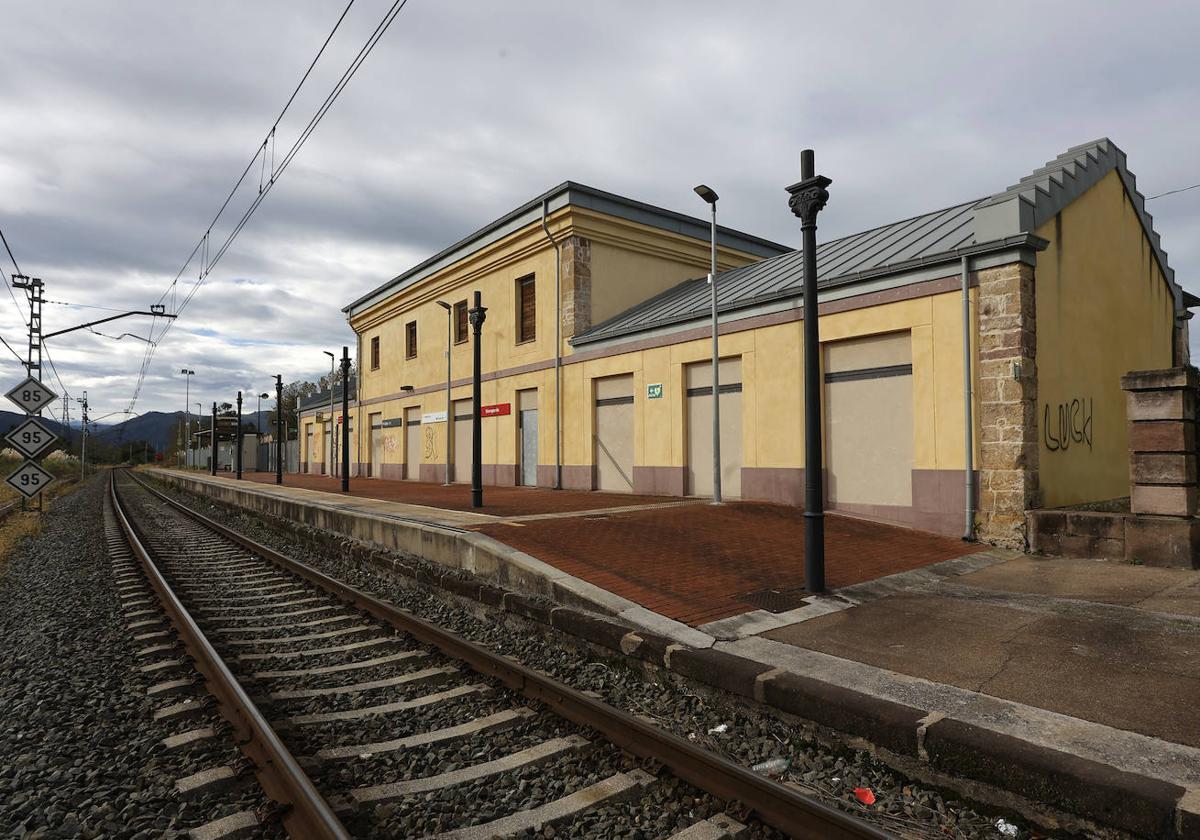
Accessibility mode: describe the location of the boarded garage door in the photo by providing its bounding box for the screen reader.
[518,389,538,487]
[686,358,742,498]
[594,374,634,492]
[452,398,472,483]
[404,407,422,481]
[369,413,382,478]
[824,332,914,507]
[324,421,333,475]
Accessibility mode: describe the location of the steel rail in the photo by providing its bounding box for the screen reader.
[123,469,889,840]
[108,471,351,840]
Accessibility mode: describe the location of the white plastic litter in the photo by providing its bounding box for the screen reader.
[707,724,729,735]
[995,818,1018,836]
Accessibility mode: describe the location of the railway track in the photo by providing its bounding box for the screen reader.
[109,469,890,840]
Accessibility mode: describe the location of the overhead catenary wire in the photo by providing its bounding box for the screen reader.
[0,248,30,327]
[126,0,362,414]
[0,227,23,275]
[126,0,409,413]
[1146,182,1200,201]
[152,0,358,311]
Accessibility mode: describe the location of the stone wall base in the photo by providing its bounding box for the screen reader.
[1028,508,1200,569]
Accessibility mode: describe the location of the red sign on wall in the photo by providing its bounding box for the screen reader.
[480,403,511,417]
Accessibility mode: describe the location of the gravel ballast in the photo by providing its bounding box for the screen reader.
[148,476,1075,840]
[0,475,281,839]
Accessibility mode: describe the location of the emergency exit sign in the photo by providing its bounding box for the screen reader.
[647,383,663,399]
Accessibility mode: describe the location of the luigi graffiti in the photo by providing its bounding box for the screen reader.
[1044,397,1093,452]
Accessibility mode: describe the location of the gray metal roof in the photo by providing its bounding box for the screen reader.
[573,138,1181,346]
[342,181,792,318]
[298,377,356,413]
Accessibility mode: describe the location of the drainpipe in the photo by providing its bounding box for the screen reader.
[961,254,975,541]
[541,198,563,490]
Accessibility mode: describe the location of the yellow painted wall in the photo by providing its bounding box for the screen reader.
[1035,169,1175,507]
[346,205,767,474]
[589,241,728,327]
[559,288,977,478]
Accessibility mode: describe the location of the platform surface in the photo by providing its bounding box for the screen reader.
[155,468,1200,769]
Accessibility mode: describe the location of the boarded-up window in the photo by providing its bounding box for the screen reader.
[454,300,468,344]
[405,321,417,359]
[517,275,536,343]
[370,336,380,370]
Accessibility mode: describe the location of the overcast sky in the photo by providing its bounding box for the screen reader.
[1,1,1196,425]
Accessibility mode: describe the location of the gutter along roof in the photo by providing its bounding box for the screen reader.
[572,138,1185,346]
[343,181,792,319]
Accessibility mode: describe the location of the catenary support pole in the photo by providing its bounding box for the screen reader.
[340,346,350,494]
[80,391,88,480]
[275,375,284,485]
[786,149,832,594]
[468,291,487,508]
[235,391,243,479]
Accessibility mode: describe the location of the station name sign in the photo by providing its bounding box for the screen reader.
[480,403,510,418]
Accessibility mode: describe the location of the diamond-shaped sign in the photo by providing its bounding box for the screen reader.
[4,417,58,459]
[5,377,58,415]
[4,460,54,499]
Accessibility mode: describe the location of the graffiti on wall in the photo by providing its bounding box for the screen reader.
[1043,397,1093,452]
[423,426,438,460]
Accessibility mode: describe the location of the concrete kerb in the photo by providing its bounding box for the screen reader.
[147,469,1199,838]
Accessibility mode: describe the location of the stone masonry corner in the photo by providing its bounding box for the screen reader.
[976,262,1040,548]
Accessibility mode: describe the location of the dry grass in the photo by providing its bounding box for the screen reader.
[0,470,85,569]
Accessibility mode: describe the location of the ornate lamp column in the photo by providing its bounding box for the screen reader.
[468,291,488,508]
[786,149,832,593]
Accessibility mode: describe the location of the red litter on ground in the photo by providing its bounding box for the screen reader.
[853,788,876,805]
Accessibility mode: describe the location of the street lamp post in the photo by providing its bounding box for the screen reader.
[436,300,452,485]
[468,291,487,508]
[210,402,218,475]
[340,346,351,494]
[694,184,722,504]
[786,149,832,593]
[275,375,284,485]
[235,391,243,480]
[257,392,269,471]
[323,350,335,478]
[180,369,194,468]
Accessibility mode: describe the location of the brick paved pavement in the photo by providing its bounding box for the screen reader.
[477,503,978,625]
[236,472,673,518]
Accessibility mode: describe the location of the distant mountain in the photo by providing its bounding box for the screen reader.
[0,408,270,453]
[0,410,71,439]
[97,410,272,450]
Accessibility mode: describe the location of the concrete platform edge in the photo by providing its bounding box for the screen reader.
[149,468,1198,839]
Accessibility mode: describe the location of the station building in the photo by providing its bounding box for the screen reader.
[301,139,1189,547]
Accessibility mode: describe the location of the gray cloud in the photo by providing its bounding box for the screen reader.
[1,0,1197,421]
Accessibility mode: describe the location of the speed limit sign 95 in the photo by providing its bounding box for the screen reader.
[5,461,55,499]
